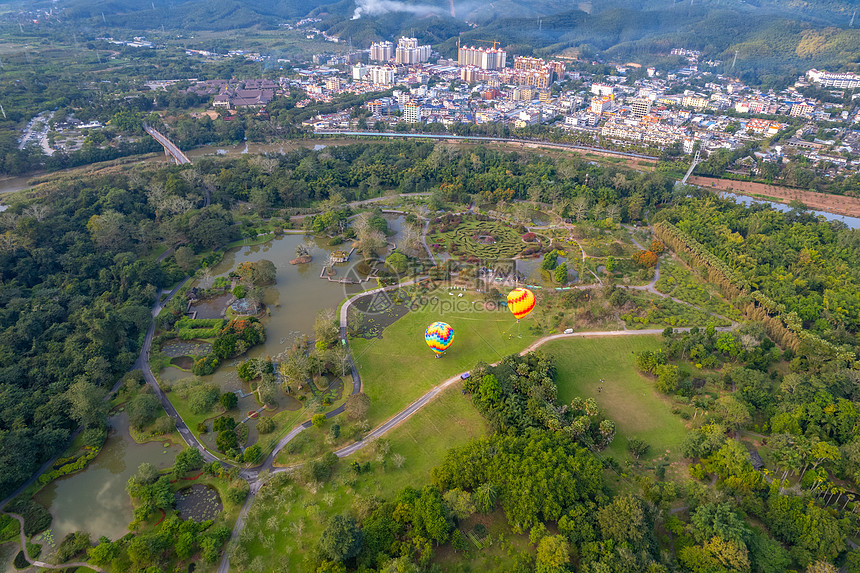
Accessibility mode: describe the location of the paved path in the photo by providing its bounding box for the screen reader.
[7,513,107,572]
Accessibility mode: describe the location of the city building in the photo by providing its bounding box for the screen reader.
[590,95,615,115]
[352,63,370,81]
[511,86,533,101]
[591,83,614,96]
[325,77,342,91]
[630,98,652,118]
[806,69,860,89]
[395,37,432,65]
[370,41,394,62]
[403,100,422,123]
[682,96,709,110]
[369,65,397,86]
[790,103,814,117]
[458,45,506,70]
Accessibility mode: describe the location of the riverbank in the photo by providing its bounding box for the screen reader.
[688,175,860,218]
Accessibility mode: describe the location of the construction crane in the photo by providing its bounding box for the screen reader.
[458,37,501,50]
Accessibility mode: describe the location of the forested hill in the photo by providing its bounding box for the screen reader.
[7,0,858,86]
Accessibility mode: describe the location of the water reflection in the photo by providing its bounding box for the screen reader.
[34,413,181,543]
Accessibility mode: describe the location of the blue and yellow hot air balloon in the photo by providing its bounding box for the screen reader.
[507,288,536,321]
[425,322,454,357]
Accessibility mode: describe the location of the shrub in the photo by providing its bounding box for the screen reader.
[188,382,220,414]
[153,416,175,435]
[192,355,219,376]
[232,285,247,298]
[220,392,238,410]
[6,498,51,536]
[55,531,90,563]
[257,417,275,434]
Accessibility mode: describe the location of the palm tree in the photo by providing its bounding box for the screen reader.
[475,482,497,514]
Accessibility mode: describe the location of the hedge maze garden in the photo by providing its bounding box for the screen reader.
[431,219,525,259]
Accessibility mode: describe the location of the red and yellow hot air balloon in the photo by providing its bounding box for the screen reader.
[507,288,536,321]
[425,322,454,357]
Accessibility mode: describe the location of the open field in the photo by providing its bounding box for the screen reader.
[349,292,538,427]
[544,336,688,464]
[242,384,488,572]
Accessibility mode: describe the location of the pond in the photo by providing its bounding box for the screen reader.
[159,231,371,443]
[175,484,223,522]
[34,413,181,543]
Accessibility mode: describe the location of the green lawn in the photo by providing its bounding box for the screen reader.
[349,292,538,427]
[544,336,689,463]
[240,383,488,572]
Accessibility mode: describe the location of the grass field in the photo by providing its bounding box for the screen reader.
[349,292,538,426]
[241,383,488,572]
[543,336,688,464]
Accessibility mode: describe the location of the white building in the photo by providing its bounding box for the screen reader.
[370,41,394,62]
[369,65,396,86]
[395,37,432,65]
[403,100,422,123]
[457,46,506,70]
[806,69,860,89]
[352,63,370,81]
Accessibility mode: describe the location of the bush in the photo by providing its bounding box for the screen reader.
[227,481,249,505]
[232,285,247,298]
[257,417,276,434]
[55,531,90,563]
[153,416,175,435]
[7,498,51,536]
[188,382,220,414]
[13,550,29,569]
[81,426,107,449]
[345,393,370,421]
[243,444,262,464]
[128,393,160,430]
[220,392,238,410]
[192,355,220,376]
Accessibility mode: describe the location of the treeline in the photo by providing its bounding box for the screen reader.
[188,140,676,219]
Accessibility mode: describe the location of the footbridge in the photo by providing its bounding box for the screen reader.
[143,124,192,165]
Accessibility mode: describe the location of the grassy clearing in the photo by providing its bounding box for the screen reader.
[544,336,688,464]
[622,291,732,329]
[241,384,488,572]
[655,259,742,320]
[349,292,538,427]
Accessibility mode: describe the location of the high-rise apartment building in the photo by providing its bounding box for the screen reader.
[394,37,432,65]
[370,41,394,62]
[369,65,396,86]
[458,46,506,70]
[403,100,422,123]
